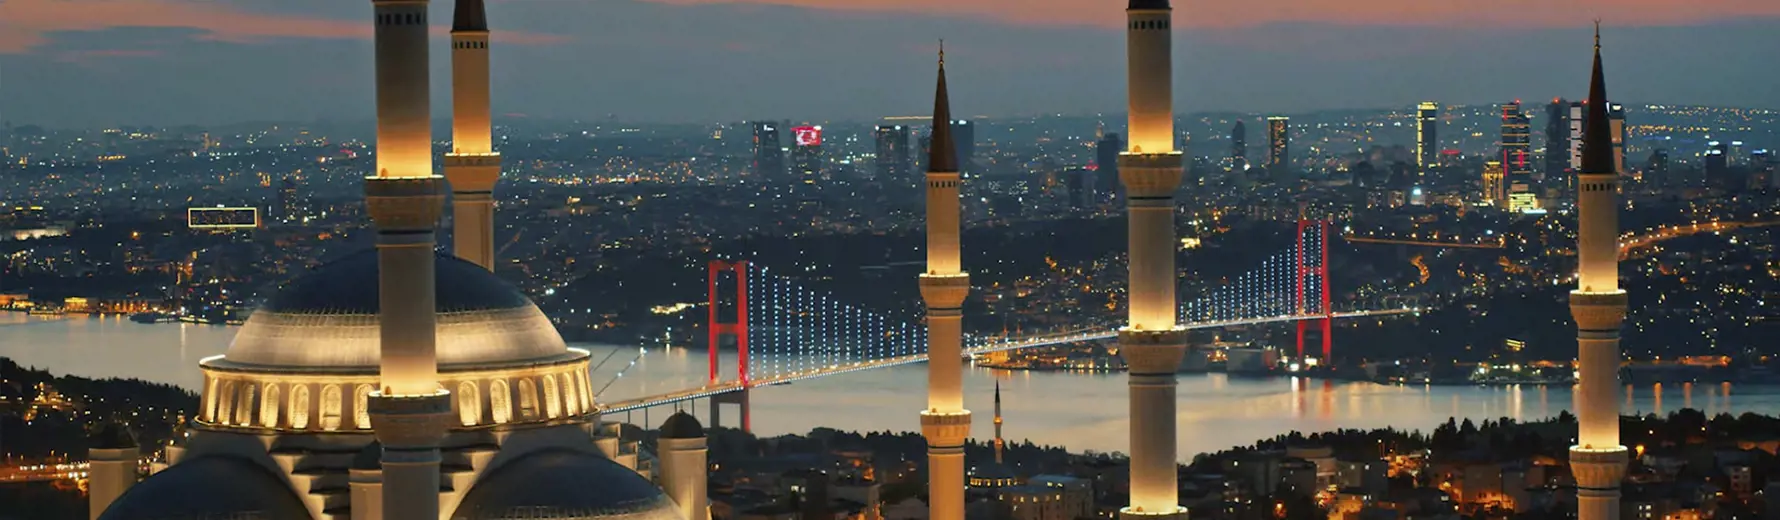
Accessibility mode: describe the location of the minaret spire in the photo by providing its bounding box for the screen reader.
[1569,23,1629,520]
[918,43,972,520]
[993,381,1004,464]
[1118,0,1188,517]
[445,0,501,271]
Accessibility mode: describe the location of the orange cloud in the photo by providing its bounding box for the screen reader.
[648,0,1780,28]
[0,0,567,54]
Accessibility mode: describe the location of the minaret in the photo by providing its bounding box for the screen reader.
[992,381,1004,464]
[445,0,500,270]
[660,412,711,520]
[1118,0,1188,518]
[918,42,972,520]
[364,0,452,517]
[1569,23,1628,520]
[87,423,139,520]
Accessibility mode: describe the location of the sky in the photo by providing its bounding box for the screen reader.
[1,0,1777,127]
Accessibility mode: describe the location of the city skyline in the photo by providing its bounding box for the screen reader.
[2,0,1779,126]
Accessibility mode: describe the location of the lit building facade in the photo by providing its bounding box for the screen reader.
[1481,161,1506,209]
[873,125,911,181]
[1416,102,1438,176]
[751,122,785,179]
[1266,116,1289,171]
[1499,101,1532,184]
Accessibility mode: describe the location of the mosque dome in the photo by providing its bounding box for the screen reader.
[452,449,682,520]
[98,456,310,520]
[215,249,573,371]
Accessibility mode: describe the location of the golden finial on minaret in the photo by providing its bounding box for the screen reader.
[1594,19,1601,51]
[938,39,945,68]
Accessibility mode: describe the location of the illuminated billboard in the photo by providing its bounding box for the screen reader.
[793,126,822,147]
[188,207,261,229]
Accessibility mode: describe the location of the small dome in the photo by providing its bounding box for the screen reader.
[88,423,137,449]
[659,412,703,439]
[452,449,681,520]
[98,456,309,520]
[216,249,572,370]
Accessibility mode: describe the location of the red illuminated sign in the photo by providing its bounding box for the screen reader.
[793,126,822,147]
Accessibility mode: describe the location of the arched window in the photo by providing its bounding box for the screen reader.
[290,385,311,429]
[518,379,539,420]
[354,384,374,429]
[542,374,562,419]
[260,383,281,428]
[320,384,343,431]
[490,379,512,424]
[458,381,482,426]
[205,377,220,422]
[236,384,257,426]
[561,375,579,415]
[217,381,236,426]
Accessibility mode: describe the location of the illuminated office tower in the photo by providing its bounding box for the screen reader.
[951,120,975,173]
[1098,132,1123,198]
[1546,99,1571,180]
[1608,104,1626,175]
[1266,116,1289,171]
[918,46,971,520]
[1499,101,1532,183]
[874,125,911,180]
[1416,102,1438,176]
[1569,26,1628,520]
[751,122,786,179]
[444,0,499,270]
[791,125,824,184]
[1229,120,1247,171]
[1481,161,1506,209]
[1118,0,1188,518]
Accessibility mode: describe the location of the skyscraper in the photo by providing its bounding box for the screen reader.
[444,0,499,271]
[1266,116,1289,172]
[1229,120,1247,171]
[1481,161,1506,209]
[1569,26,1628,520]
[1499,101,1532,183]
[790,125,823,184]
[275,176,298,223]
[918,45,971,520]
[1417,102,1439,176]
[1545,99,1571,181]
[1119,0,1188,518]
[751,122,785,179]
[951,120,975,173]
[1097,132,1123,198]
[1608,103,1626,175]
[873,125,911,180]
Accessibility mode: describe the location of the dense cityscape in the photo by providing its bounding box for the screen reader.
[5,0,1780,519]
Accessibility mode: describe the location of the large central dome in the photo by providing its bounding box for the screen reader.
[216,249,572,371]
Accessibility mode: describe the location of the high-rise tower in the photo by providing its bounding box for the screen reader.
[918,44,972,520]
[1569,25,1628,520]
[365,0,451,517]
[1266,116,1289,172]
[751,122,785,180]
[1545,98,1571,181]
[874,125,911,180]
[1119,0,1187,518]
[1229,120,1247,171]
[1500,101,1532,182]
[1097,132,1123,199]
[1417,102,1439,177]
[444,0,499,271]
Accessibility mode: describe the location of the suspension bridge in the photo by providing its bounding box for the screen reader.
[597,220,1423,427]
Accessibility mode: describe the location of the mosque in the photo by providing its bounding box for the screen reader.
[85,0,712,518]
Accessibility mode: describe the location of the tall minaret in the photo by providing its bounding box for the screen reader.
[918,42,972,520]
[992,381,1004,464]
[1569,23,1628,520]
[1118,0,1188,518]
[363,0,452,518]
[445,0,500,270]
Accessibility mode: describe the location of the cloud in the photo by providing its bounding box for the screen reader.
[0,0,567,54]
[648,0,1780,29]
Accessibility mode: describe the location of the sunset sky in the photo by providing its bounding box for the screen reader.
[2,0,1776,126]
